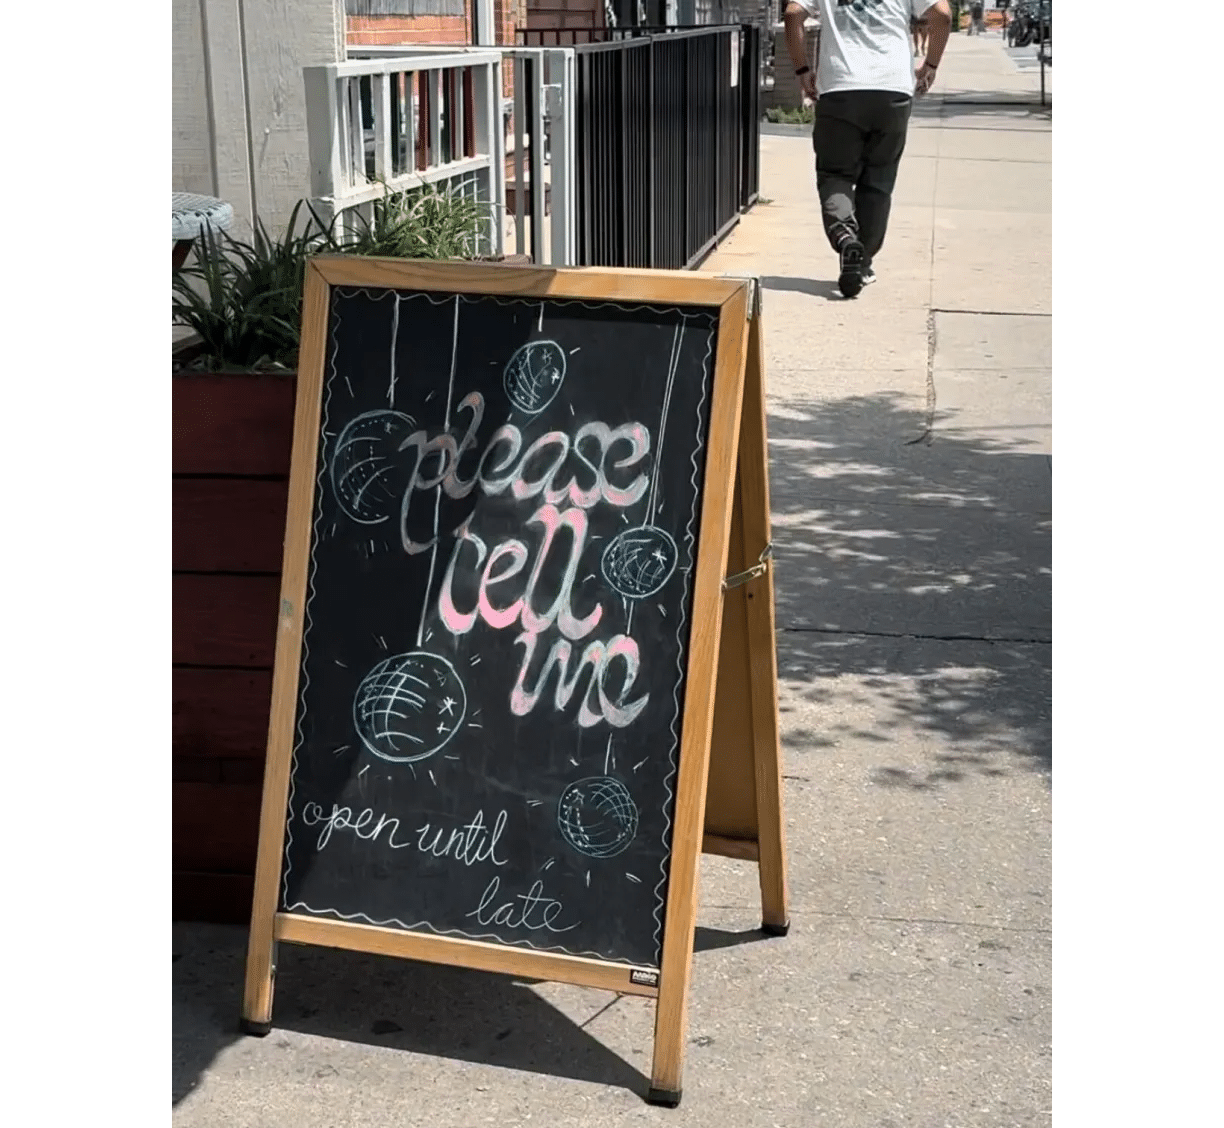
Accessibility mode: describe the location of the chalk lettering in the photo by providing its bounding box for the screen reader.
[442,391,485,499]
[301,802,508,868]
[467,876,578,933]
[414,808,509,867]
[511,431,571,502]
[520,503,602,640]
[510,631,649,728]
[301,801,411,852]
[479,538,530,630]
[476,423,523,494]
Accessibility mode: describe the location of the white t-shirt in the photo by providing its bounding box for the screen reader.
[793,0,937,97]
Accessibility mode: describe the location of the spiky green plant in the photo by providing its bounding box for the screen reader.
[318,182,494,261]
[173,201,325,371]
[173,185,493,371]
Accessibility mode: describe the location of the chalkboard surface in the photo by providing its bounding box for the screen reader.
[280,285,721,969]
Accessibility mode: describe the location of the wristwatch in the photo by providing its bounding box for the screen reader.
[795,65,811,76]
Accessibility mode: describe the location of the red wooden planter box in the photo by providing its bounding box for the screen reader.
[173,368,296,923]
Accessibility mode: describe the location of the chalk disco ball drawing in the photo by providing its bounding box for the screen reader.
[557,777,640,859]
[330,410,416,524]
[353,652,467,764]
[601,525,678,600]
[503,340,566,414]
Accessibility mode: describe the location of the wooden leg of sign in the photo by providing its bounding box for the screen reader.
[240,712,296,1036]
[241,263,332,1037]
[648,284,753,1107]
[738,299,790,935]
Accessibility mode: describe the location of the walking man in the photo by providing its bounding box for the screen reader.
[784,0,952,298]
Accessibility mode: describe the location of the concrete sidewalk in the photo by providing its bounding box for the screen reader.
[173,34,1051,1128]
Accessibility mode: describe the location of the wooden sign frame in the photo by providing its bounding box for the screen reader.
[241,257,788,1106]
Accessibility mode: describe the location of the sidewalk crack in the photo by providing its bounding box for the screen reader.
[907,309,937,447]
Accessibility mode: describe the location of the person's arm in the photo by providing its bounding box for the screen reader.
[783,2,818,101]
[915,0,952,94]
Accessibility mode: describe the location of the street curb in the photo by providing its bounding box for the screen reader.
[761,121,812,137]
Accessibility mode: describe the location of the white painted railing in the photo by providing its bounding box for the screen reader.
[310,46,579,266]
[303,51,506,256]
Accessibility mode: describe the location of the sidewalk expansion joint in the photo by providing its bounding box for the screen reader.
[704,906,1051,935]
[908,310,936,447]
[930,307,1051,318]
[780,625,1050,645]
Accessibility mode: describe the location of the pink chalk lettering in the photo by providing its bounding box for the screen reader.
[543,423,604,509]
[520,504,602,640]
[478,539,530,629]
[509,630,648,728]
[511,431,571,502]
[438,526,487,634]
[597,634,650,727]
[601,422,651,507]
[477,424,524,494]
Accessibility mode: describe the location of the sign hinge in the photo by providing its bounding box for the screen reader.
[719,273,759,319]
[722,542,773,590]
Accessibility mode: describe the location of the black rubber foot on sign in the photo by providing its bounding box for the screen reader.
[761,919,791,937]
[239,1017,272,1037]
[647,1088,682,1108]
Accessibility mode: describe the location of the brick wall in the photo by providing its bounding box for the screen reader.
[345,1,528,47]
[525,0,605,31]
[348,13,473,45]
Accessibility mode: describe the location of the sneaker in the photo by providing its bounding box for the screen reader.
[861,266,877,287]
[838,239,866,298]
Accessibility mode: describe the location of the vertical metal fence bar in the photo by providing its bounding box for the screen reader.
[513,55,526,257]
[647,43,657,268]
[619,48,629,267]
[526,54,546,264]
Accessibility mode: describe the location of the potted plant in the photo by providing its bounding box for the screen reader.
[172,186,495,923]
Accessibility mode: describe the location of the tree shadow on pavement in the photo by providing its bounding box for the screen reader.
[764,392,1050,788]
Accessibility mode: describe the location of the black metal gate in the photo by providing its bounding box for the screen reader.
[522,25,761,270]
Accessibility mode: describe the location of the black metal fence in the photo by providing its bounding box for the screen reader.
[520,25,761,270]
